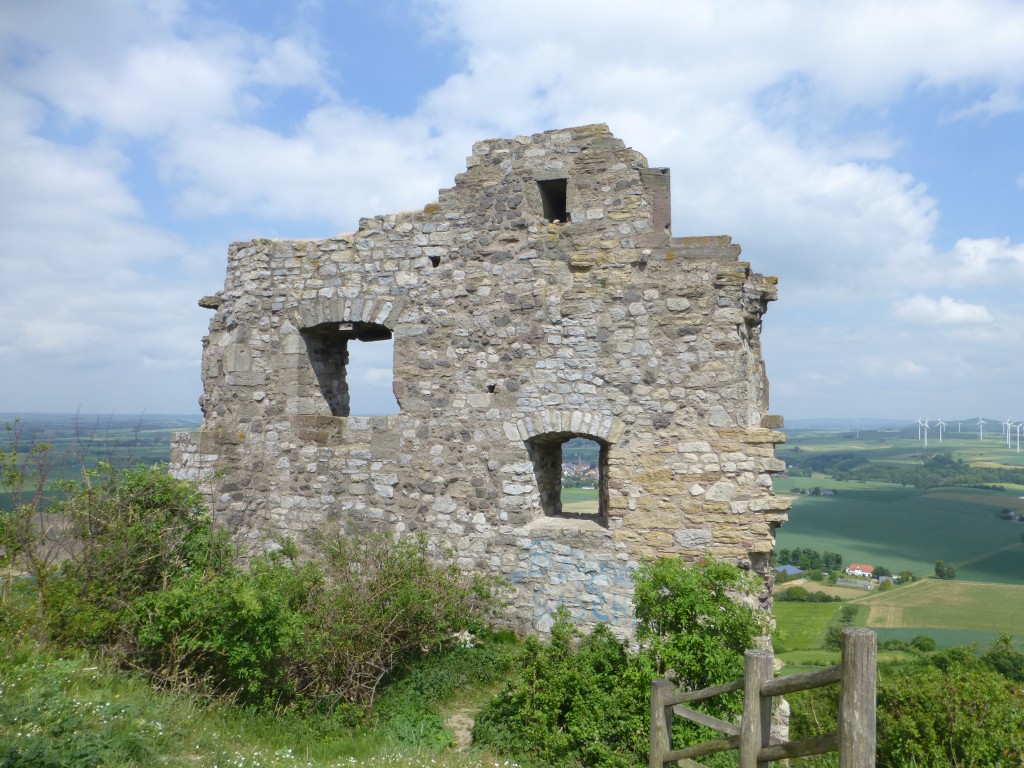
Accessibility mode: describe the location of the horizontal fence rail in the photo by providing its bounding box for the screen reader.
[650,627,876,768]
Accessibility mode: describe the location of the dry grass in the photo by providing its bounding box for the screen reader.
[859,580,1024,634]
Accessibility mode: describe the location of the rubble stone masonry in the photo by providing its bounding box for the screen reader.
[170,124,790,635]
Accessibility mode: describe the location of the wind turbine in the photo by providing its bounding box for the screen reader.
[1015,422,1022,454]
[917,418,923,441]
[922,420,930,449]
[937,419,946,443]
[1007,418,1015,449]
[978,417,987,441]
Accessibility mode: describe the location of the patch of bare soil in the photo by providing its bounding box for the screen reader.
[445,707,477,751]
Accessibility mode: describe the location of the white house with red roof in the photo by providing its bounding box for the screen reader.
[845,563,874,577]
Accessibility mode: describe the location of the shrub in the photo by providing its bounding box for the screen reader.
[42,463,225,648]
[476,558,766,767]
[982,634,1024,682]
[127,550,317,707]
[909,635,936,653]
[877,654,1024,766]
[777,587,839,603]
[473,614,651,768]
[287,531,502,710]
[634,558,766,706]
[790,647,1024,766]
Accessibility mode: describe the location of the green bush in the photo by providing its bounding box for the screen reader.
[42,463,226,648]
[777,587,840,603]
[5,458,502,713]
[475,558,766,767]
[981,634,1024,682]
[877,653,1024,766]
[473,613,651,768]
[127,551,317,707]
[288,531,501,710]
[909,635,937,653]
[634,558,766,716]
[790,646,1024,766]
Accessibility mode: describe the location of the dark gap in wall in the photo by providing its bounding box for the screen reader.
[537,178,569,223]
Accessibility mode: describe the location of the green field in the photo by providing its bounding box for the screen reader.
[781,428,1024,480]
[859,579,1024,635]
[561,487,599,514]
[773,578,1024,656]
[773,601,843,651]
[1,414,200,511]
[774,428,1024,659]
[776,480,1024,584]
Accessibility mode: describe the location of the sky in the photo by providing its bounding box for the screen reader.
[1,0,1023,422]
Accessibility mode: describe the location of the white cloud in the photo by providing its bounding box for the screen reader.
[893,295,993,325]
[3,0,1024,417]
[861,356,928,379]
[945,237,1024,283]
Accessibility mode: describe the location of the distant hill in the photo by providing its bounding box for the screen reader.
[783,418,911,431]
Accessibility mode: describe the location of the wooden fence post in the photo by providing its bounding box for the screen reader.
[739,650,774,768]
[650,679,673,768]
[838,628,876,767]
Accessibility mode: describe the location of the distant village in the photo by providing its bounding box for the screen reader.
[562,460,598,489]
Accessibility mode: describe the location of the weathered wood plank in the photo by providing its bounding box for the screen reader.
[649,679,673,768]
[666,735,740,761]
[839,628,877,768]
[739,650,773,768]
[760,664,841,697]
[758,732,839,761]
[664,677,744,706]
[671,704,740,736]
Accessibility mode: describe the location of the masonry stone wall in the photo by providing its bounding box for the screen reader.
[170,124,790,636]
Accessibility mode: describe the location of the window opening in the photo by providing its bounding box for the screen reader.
[301,321,399,416]
[527,433,606,522]
[537,178,569,223]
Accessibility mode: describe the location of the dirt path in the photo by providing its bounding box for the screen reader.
[445,707,477,751]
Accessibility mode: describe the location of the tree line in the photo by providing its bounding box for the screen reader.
[784,449,1024,489]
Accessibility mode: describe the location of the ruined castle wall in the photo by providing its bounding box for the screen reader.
[171,124,789,635]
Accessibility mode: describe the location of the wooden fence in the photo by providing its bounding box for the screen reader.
[649,627,876,767]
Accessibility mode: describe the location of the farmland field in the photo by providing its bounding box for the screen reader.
[561,487,599,514]
[776,480,1024,585]
[774,427,1024,657]
[859,579,1024,634]
[772,601,842,651]
[1,414,200,511]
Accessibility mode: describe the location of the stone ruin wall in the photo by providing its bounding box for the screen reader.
[170,124,790,636]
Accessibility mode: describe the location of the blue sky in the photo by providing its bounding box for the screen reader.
[2,0,1023,421]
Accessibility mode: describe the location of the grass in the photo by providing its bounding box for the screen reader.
[0,599,523,768]
[560,487,599,515]
[772,602,841,652]
[774,579,1024,658]
[858,579,1024,635]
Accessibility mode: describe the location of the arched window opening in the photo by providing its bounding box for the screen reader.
[301,321,399,416]
[527,433,607,523]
